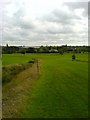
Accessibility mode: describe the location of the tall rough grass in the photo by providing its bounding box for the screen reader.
[2,59,36,84]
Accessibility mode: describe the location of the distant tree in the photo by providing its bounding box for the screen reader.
[21,50,25,55]
[6,44,8,47]
[26,47,36,53]
[72,54,76,61]
[2,45,89,54]
[58,49,63,55]
[19,48,26,54]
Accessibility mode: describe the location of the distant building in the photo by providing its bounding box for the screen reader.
[49,49,58,53]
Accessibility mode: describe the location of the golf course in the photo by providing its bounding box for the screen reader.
[2,53,88,118]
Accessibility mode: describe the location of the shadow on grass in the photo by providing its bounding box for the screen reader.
[75,59,89,63]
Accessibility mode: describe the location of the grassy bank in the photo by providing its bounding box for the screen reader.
[2,62,40,118]
[2,59,35,84]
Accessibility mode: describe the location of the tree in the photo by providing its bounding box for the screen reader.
[72,54,76,61]
[19,48,26,54]
[26,47,36,53]
[58,49,63,55]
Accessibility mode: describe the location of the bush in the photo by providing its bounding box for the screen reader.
[28,60,35,63]
[72,54,76,61]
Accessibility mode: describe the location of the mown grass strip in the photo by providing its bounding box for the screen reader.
[22,54,88,118]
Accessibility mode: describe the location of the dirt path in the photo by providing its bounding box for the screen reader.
[2,61,41,118]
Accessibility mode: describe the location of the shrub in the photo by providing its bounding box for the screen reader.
[72,54,76,61]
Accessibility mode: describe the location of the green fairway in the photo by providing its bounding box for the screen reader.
[2,54,33,65]
[2,53,88,118]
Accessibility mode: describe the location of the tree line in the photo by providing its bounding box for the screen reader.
[2,44,90,54]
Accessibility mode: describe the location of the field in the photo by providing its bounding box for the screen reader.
[2,53,88,118]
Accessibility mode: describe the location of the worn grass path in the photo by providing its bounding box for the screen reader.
[2,62,40,118]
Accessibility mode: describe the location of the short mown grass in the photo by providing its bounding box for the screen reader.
[2,53,88,118]
[22,53,88,118]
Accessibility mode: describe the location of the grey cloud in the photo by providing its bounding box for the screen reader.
[12,8,35,29]
[52,8,81,23]
[15,19,34,30]
[64,2,88,9]
[13,8,25,18]
[0,0,12,4]
[42,12,73,25]
[2,1,88,46]
[88,2,90,19]
[41,7,82,26]
[47,25,74,34]
[64,2,88,17]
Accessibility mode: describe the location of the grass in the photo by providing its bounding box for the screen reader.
[2,53,88,118]
[2,54,33,65]
[2,59,36,84]
[2,62,39,118]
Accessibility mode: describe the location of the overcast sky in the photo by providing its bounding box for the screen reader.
[0,0,89,46]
